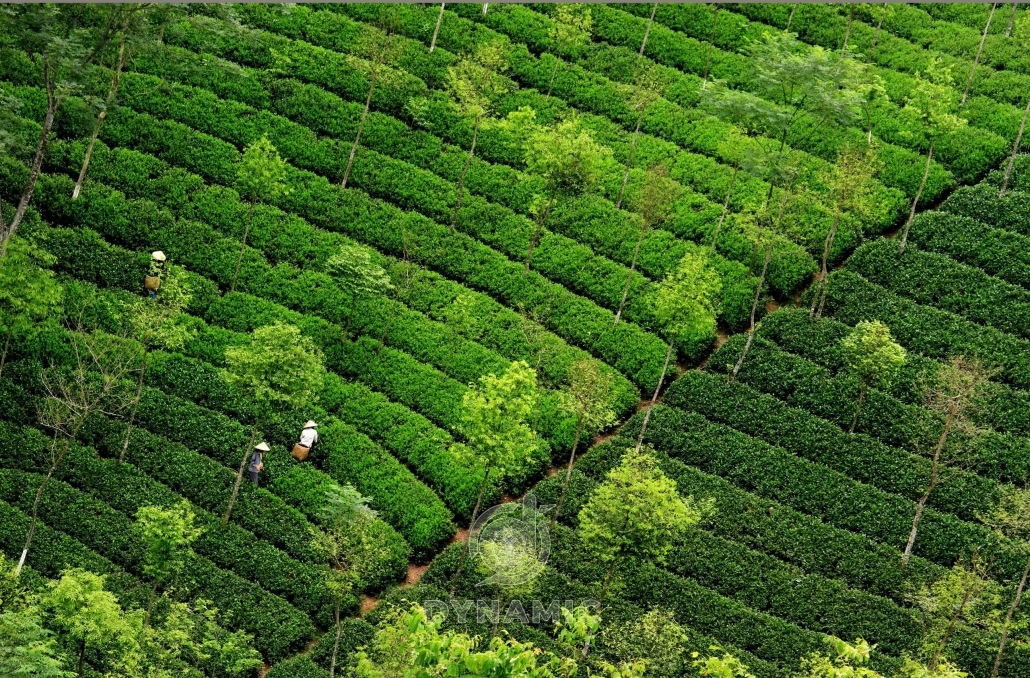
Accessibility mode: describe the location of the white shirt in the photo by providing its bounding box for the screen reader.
[299,427,318,448]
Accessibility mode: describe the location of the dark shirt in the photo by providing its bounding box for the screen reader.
[249,450,263,473]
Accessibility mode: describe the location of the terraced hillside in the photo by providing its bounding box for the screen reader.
[1,4,1029,678]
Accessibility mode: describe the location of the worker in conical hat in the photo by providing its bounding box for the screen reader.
[249,442,270,486]
[292,421,318,461]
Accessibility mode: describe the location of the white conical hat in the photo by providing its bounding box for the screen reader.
[304,420,317,428]
[151,251,167,262]
[255,442,271,452]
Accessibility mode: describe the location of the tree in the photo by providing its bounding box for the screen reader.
[311,484,391,678]
[230,135,288,293]
[441,293,481,381]
[476,528,545,638]
[701,4,721,89]
[797,637,881,678]
[221,322,325,526]
[903,356,996,566]
[135,501,203,627]
[897,60,967,253]
[20,325,137,574]
[430,3,445,53]
[616,163,680,326]
[449,361,540,598]
[638,251,721,449]
[545,5,592,100]
[552,359,617,530]
[603,608,687,678]
[961,3,998,106]
[0,575,72,678]
[615,62,668,211]
[515,302,559,433]
[836,5,858,78]
[577,446,711,610]
[118,264,196,463]
[72,4,154,201]
[639,3,659,58]
[324,243,393,344]
[707,138,752,257]
[0,237,62,380]
[0,6,90,253]
[999,16,1030,198]
[810,143,882,320]
[376,238,423,355]
[692,647,757,678]
[981,485,1030,678]
[840,320,906,434]
[522,113,611,274]
[446,39,511,232]
[341,10,400,191]
[45,569,134,676]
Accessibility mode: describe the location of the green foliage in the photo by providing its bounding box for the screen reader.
[120,264,196,351]
[0,606,72,677]
[458,361,541,476]
[901,60,967,146]
[524,113,613,199]
[222,322,325,417]
[651,251,721,344]
[798,637,881,678]
[445,39,511,121]
[549,4,592,52]
[692,647,757,678]
[135,501,203,591]
[44,568,135,667]
[557,359,617,440]
[578,446,712,569]
[324,244,392,307]
[234,134,288,204]
[0,237,62,336]
[841,321,907,392]
[603,608,687,678]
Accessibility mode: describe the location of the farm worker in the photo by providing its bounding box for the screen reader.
[290,421,318,461]
[249,442,270,486]
[145,250,166,298]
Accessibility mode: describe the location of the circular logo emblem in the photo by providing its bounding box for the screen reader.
[471,494,552,588]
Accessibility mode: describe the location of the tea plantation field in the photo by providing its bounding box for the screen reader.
[1,3,1030,677]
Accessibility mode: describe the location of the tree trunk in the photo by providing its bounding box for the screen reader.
[729,240,773,384]
[635,339,675,452]
[991,553,1030,678]
[962,3,997,106]
[145,580,159,628]
[524,191,557,275]
[342,295,357,344]
[73,36,128,200]
[902,411,952,566]
[451,113,481,232]
[7,56,58,248]
[581,559,616,658]
[836,4,856,77]
[639,3,658,57]
[430,3,445,53]
[811,211,841,319]
[786,4,799,31]
[329,600,342,678]
[702,5,720,88]
[898,141,934,253]
[849,382,867,434]
[118,345,148,463]
[17,452,62,575]
[0,323,13,381]
[551,412,584,530]
[709,165,738,257]
[230,199,256,294]
[342,38,386,189]
[616,103,648,210]
[933,551,980,670]
[222,420,259,528]
[450,467,491,598]
[1006,1,1019,37]
[545,57,561,100]
[1000,91,1030,198]
[377,299,399,355]
[614,217,647,326]
[77,638,86,677]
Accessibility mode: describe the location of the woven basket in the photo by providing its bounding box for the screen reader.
[291,444,310,461]
[144,276,161,292]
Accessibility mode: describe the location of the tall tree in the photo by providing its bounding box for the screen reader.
[999,16,1030,198]
[962,3,998,106]
[230,135,288,293]
[604,608,687,678]
[552,359,617,529]
[515,302,559,433]
[72,4,153,201]
[1007,1,1020,37]
[221,322,325,526]
[118,264,195,463]
[903,356,996,565]
[797,637,880,678]
[702,4,721,89]
[0,237,62,379]
[445,39,510,232]
[616,163,680,325]
[577,446,711,611]
[638,251,721,449]
[639,3,659,58]
[448,361,540,598]
[615,62,668,211]
[522,113,612,274]
[19,324,137,574]
[429,3,445,54]
[441,293,481,381]
[810,142,882,320]
[836,4,857,78]
[0,6,90,253]
[342,10,400,190]
[44,569,133,676]
[324,243,393,345]
[545,5,592,100]
[897,60,967,253]
[982,485,1030,678]
[135,501,203,627]
[376,238,423,355]
[839,320,906,433]
[707,138,751,257]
